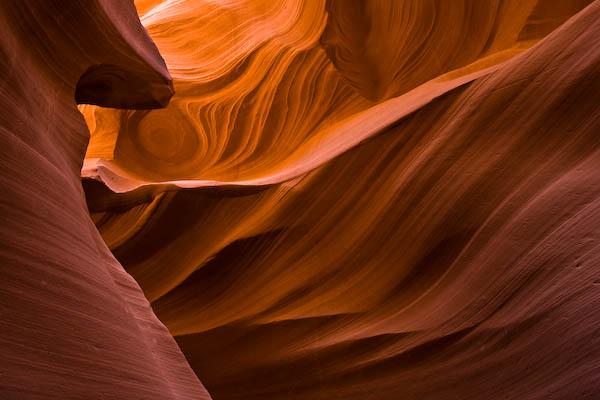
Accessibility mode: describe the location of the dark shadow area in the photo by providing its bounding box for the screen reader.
[76,64,174,109]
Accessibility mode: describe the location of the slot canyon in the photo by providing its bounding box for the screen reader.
[1,1,599,399]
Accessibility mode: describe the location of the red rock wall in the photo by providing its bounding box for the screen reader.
[84,1,600,399]
[0,1,210,399]
[2,1,599,399]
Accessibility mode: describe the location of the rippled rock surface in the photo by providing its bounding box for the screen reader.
[0,1,209,399]
[2,1,600,399]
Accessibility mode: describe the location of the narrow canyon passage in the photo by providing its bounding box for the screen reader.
[1,1,599,399]
[82,1,600,399]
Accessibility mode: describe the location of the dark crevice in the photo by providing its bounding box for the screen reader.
[75,63,174,109]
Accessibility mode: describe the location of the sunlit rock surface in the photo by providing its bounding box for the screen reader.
[83,1,600,399]
[2,0,599,399]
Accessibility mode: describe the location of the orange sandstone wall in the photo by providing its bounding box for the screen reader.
[1,0,599,399]
[84,1,600,399]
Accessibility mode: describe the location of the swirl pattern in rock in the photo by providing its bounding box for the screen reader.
[70,0,600,399]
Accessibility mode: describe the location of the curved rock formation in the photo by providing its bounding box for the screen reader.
[82,0,595,192]
[3,0,599,399]
[83,1,600,399]
[0,1,209,399]
[80,0,600,398]
[322,0,595,100]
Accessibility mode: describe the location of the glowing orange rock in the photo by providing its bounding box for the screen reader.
[84,1,600,399]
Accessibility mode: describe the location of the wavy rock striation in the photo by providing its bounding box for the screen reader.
[85,1,600,399]
[0,1,210,399]
[4,0,599,399]
[83,0,600,399]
